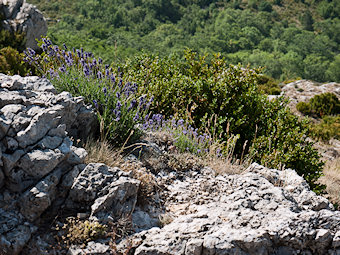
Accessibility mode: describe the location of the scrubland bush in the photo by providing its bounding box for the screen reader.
[0,46,31,75]
[297,93,340,117]
[124,50,324,192]
[311,115,340,141]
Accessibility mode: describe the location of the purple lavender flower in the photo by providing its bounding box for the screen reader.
[114,110,121,121]
[116,101,122,110]
[103,87,107,95]
[116,92,121,99]
[99,58,103,64]
[83,64,90,76]
[80,58,86,67]
[178,119,184,126]
[133,112,139,121]
[63,43,67,50]
[97,71,103,79]
[59,64,66,73]
[93,100,98,109]
[128,99,137,111]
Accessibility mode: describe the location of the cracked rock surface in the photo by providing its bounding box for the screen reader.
[0,0,47,50]
[0,74,96,254]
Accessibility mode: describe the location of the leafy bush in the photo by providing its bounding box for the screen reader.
[311,115,340,141]
[249,98,325,193]
[296,101,311,115]
[257,74,281,95]
[25,39,152,146]
[310,93,340,117]
[0,29,26,52]
[0,47,32,75]
[124,50,324,191]
[296,93,340,117]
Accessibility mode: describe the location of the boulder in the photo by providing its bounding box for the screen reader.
[0,0,47,50]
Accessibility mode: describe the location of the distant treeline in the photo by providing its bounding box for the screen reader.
[27,0,340,82]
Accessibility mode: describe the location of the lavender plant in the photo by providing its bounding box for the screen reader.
[24,38,151,145]
[142,113,237,159]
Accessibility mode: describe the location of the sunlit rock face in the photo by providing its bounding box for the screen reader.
[0,0,47,50]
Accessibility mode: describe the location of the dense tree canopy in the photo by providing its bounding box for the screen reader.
[25,0,340,82]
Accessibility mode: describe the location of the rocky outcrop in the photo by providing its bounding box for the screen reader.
[279,80,340,160]
[0,74,97,254]
[280,80,340,115]
[0,0,47,50]
[111,163,339,255]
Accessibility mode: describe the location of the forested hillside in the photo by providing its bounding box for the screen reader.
[27,0,340,82]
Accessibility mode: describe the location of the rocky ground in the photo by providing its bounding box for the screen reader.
[1,74,340,254]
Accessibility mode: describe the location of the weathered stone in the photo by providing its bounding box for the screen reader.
[2,149,25,174]
[16,109,61,148]
[0,90,26,108]
[37,135,63,150]
[68,241,111,255]
[2,136,18,151]
[0,74,96,255]
[122,163,340,255]
[66,163,140,220]
[333,231,340,248]
[67,146,87,165]
[0,114,11,140]
[0,104,24,120]
[19,168,62,222]
[0,168,4,189]
[18,149,64,179]
[0,224,33,255]
[48,124,67,138]
[0,0,47,50]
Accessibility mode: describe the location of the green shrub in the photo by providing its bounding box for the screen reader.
[297,93,340,117]
[249,98,325,193]
[257,74,281,95]
[0,47,32,75]
[124,50,324,192]
[0,29,26,52]
[296,101,311,115]
[311,115,340,141]
[310,92,340,117]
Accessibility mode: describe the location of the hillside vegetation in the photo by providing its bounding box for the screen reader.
[27,0,340,82]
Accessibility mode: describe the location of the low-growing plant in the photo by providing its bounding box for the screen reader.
[310,115,340,141]
[297,93,340,117]
[25,38,152,146]
[55,217,107,247]
[257,74,281,95]
[0,46,32,75]
[310,92,340,117]
[296,101,311,115]
[249,98,325,193]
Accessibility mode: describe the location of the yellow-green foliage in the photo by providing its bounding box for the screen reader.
[257,74,281,95]
[56,217,107,247]
[297,93,340,117]
[0,47,31,75]
[311,115,340,141]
